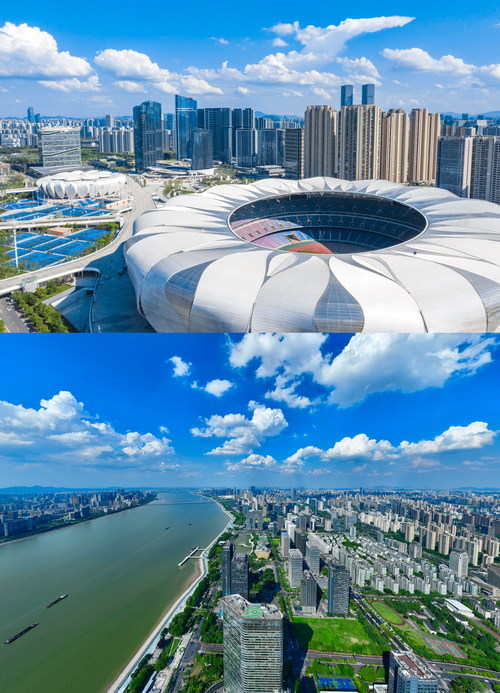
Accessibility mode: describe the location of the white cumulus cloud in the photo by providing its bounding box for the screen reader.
[169,356,191,377]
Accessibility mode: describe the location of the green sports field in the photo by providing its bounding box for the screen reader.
[292,617,387,655]
[369,600,405,625]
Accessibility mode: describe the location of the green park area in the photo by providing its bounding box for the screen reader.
[292,617,387,655]
[369,599,405,625]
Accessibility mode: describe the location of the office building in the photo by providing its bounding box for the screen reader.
[133,101,163,172]
[198,107,232,163]
[408,109,440,183]
[231,553,249,600]
[39,127,82,170]
[449,550,468,578]
[257,129,285,166]
[280,531,290,558]
[487,564,500,589]
[27,106,35,123]
[388,651,438,693]
[300,570,318,613]
[471,136,500,204]
[340,84,353,108]
[175,95,197,159]
[304,105,338,177]
[235,128,257,168]
[222,540,234,597]
[339,105,381,180]
[191,128,213,171]
[306,542,320,574]
[362,84,375,105]
[436,137,474,197]
[294,529,306,555]
[232,108,254,154]
[288,549,303,588]
[222,595,283,693]
[380,109,409,183]
[327,563,350,615]
[284,128,304,179]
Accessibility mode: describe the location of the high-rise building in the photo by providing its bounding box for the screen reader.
[305,542,320,574]
[232,108,254,154]
[175,95,198,159]
[39,127,82,170]
[191,128,213,170]
[235,128,257,168]
[362,84,375,105]
[487,564,500,589]
[284,128,304,179]
[388,651,438,693]
[294,529,306,555]
[408,109,440,183]
[436,137,474,197]
[300,570,318,612]
[327,563,350,615]
[222,595,283,693]
[105,114,115,128]
[280,531,290,558]
[380,109,409,183]
[339,105,381,180]
[449,550,469,578]
[304,105,338,178]
[222,540,234,596]
[340,85,354,108]
[231,553,249,600]
[27,106,35,123]
[288,548,303,588]
[471,136,500,204]
[133,101,163,172]
[257,129,285,166]
[198,107,232,163]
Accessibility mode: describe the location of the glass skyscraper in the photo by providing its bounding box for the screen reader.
[133,101,163,172]
[327,562,350,615]
[222,595,283,693]
[175,95,198,159]
[362,83,376,105]
[340,84,354,107]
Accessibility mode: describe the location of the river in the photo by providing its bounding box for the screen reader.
[0,490,228,693]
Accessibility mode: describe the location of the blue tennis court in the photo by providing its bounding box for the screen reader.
[35,237,73,252]
[71,228,107,242]
[16,236,57,250]
[10,252,64,269]
[6,249,31,260]
[317,677,357,691]
[53,240,91,256]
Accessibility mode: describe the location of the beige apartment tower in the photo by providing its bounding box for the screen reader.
[408,108,440,183]
[339,105,382,180]
[304,105,338,178]
[380,109,409,183]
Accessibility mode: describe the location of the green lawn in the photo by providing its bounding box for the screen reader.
[292,617,387,655]
[370,600,405,625]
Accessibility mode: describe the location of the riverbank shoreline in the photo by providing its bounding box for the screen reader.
[106,494,233,693]
[0,497,157,549]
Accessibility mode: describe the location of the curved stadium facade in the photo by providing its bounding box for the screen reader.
[125,177,500,333]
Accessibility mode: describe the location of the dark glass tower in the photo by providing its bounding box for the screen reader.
[191,128,213,170]
[133,101,163,172]
[198,108,232,162]
[222,540,233,597]
[362,83,375,105]
[175,95,198,159]
[327,563,350,615]
[340,84,354,107]
[231,553,249,600]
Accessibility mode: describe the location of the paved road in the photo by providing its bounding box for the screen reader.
[0,296,29,333]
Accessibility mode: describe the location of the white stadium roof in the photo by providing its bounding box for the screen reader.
[124,177,500,333]
[37,170,126,199]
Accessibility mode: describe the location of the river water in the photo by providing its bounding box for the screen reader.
[0,491,228,693]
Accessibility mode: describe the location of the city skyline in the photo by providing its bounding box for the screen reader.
[1,3,500,117]
[1,333,499,488]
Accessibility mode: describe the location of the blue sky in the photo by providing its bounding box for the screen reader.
[0,333,499,490]
[0,2,499,117]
